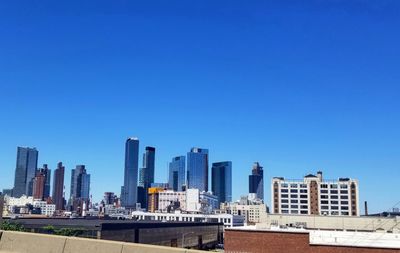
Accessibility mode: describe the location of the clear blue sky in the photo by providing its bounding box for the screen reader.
[1,1,399,214]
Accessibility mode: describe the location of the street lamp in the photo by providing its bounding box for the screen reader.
[182,231,195,248]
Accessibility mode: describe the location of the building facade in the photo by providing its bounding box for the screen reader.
[271,171,359,216]
[121,137,139,208]
[211,161,232,204]
[168,156,185,191]
[138,146,155,209]
[52,162,65,210]
[187,148,209,192]
[248,162,264,201]
[13,147,39,197]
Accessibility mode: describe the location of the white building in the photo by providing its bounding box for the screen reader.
[158,190,186,212]
[32,200,56,216]
[271,171,359,216]
[217,195,267,224]
[132,210,245,228]
[185,189,218,213]
[5,195,33,207]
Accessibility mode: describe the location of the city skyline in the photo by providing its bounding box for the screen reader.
[1,1,400,214]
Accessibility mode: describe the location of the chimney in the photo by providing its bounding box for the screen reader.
[364,201,368,216]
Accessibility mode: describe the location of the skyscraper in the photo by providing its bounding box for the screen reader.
[212,161,232,204]
[187,148,209,192]
[249,162,264,200]
[168,156,186,191]
[121,137,139,208]
[69,165,91,212]
[138,146,155,209]
[32,164,51,200]
[52,162,65,210]
[13,147,38,197]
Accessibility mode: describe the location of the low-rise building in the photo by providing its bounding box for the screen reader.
[132,210,245,228]
[217,194,267,224]
[32,200,56,216]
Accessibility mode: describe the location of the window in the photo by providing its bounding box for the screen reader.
[300,200,308,204]
[281,183,288,188]
[300,210,308,214]
[330,184,338,189]
[321,200,328,204]
[300,195,308,198]
[341,195,349,199]
[291,210,299,214]
[331,206,339,210]
[331,201,338,205]
[291,205,298,209]
[340,190,348,194]
[330,190,338,194]
[321,184,328,188]
[300,189,308,193]
[341,211,349,215]
[321,206,329,210]
[281,199,289,203]
[291,199,298,203]
[331,211,339,215]
[300,205,308,209]
[341,201,348,205]
[290,189,298,193]
[300,184,308,188]
[281,205,289,208]
[340,184,348,189]
[281,189,288,193]
[281,194,288,198]
[331,195,338,199]
[290,184,298,188]
[282,209,289,214]
[341,206,349,210]
[321,190,328,194]
[321,195,328,199]
[290,194,298,198]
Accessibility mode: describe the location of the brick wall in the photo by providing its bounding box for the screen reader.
[224,230,400,253]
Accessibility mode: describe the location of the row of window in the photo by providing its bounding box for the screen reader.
[321,200,348,205]
[281,205,309,209]
[282,199,308,204]
[321,205,349,210]
[281,183,308,188]
[321,195,349,199]
[282,210,308,214]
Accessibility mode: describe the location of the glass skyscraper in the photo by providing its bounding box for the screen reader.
[138,146,155,209]
[168,156,186,191]
[187,148,209,192]
[212,161,232,204]
[249,162,264,200]
[121,137,139,208]
[13,147,38,197]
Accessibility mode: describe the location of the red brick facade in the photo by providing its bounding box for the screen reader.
[225,230,400,253]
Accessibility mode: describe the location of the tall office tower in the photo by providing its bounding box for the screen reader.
[168,156,186,191]
[13,147,39,197]
[211,161,232,204]
[271,171,360,216]
[69,165,91,211]
[40,164,51,199]
[249,162,264,201]
[52,162,65,210]
[32,171,45,200]
[187,148,209,192]
[121,137,139,208]
[138,146,155,209]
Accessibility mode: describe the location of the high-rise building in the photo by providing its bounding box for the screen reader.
[103,192,116,205]
[168,156,186,191]
[69,165,90,212]
[138,146,155,209]
[121,137,139,208]
[32,172,45,200]
[32,164,51,200]
[187,148,209,192]
[212,161,232,204]
[13,147,38,197]
[52,162,65,210]
[249,162,264,200]
[271,171,360,216]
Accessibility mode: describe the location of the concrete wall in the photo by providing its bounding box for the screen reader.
[224,229,400,253]
[0,230,205,253]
